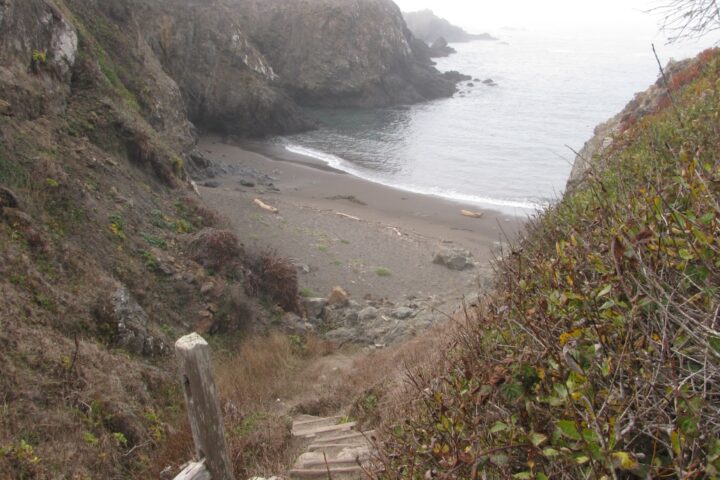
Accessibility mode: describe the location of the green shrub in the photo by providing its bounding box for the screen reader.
[108,214,126,240]
[141,232,166,249]
[32,50,47,64]
[299,287,320,298]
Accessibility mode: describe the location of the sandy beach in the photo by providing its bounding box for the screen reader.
[196,135,526,303]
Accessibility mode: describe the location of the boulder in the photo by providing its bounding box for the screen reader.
[358,306,379,322]
[94,287,166,356]
[325,327,359,344]
[433,247,474,271]
[302,297,327,320]
[327,286,350,306]
[392,307,415,320]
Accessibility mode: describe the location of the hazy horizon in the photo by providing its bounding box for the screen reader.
[395,0,720,52]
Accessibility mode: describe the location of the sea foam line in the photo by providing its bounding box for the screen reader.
[284,143,547,214]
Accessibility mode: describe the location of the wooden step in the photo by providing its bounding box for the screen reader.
[308,442,368,451]
[298,457,368,469]
[311,430,375,444]
[294,415,344,427]
[294,421,357,438]
[289,466,365,478]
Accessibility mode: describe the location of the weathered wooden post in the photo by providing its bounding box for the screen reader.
[175,333,234,480]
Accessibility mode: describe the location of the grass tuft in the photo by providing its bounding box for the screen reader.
[375,267,392,277]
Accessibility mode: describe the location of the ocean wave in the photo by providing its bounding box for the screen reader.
[283,143,547,213]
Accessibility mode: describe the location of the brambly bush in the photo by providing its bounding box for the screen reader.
[376,49,720,479]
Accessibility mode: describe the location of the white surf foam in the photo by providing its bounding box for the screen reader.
[284,143,546,214]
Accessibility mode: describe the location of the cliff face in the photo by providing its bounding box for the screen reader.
[238,0,458,107]
[63,0,312,141]
[0,0,78,119]
[135,0,314,137]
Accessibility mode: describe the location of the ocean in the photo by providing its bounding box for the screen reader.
[266,29,718,215]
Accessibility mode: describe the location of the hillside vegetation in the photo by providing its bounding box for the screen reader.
[376,48,720,479]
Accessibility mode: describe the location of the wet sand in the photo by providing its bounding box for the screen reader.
[197,135,526,302]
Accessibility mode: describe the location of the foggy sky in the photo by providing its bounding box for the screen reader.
[394,0,680,36]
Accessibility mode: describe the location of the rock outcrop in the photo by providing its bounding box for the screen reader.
[429,37,456,58]
[0,0,78,119]
[239,0,459,107]
[65,0,312,142]
[403,9,497,44]
[136,0,314,137]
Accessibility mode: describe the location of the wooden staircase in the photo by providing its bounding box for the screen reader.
[289,415,375,479]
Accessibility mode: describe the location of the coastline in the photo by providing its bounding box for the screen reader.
[196,135,526,302]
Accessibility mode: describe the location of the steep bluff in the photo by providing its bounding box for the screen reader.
[63,0,313,141]
[238,0,458,107]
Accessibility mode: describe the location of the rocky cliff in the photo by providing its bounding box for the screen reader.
[237,0,458,107]
[403,9,496,44]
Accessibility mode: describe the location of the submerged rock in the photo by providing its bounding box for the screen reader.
[444,71,472,83]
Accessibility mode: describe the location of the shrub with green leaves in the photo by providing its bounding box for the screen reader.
[377,49,720,479]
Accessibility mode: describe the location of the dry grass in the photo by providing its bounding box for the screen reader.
[210,332,336,477]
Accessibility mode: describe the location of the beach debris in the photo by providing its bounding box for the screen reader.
[239,179,256,187]
[387,226,402,237]
[189,180,200,196]
[461,209,484,219]
[336,212,360,221]
[433,247,475,271]
[325,195,367,205]
[254,198,279,213]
